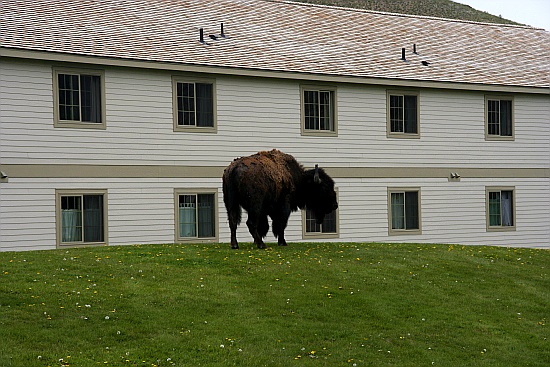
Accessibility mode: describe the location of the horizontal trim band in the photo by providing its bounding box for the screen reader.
[1,164,548,179]
[2,49,549,95]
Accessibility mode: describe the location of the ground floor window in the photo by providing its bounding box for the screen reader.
[303,191,339,239]
[56,190,107,246]
[388,188,421,235]
[486,187,515,231]
[174,189,218,242]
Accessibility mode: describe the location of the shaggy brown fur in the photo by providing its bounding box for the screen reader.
[222,149,337,249]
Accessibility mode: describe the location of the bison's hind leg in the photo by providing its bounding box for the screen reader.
[246,212,267,249]
[227,206,242,250]
[258,215,269,239]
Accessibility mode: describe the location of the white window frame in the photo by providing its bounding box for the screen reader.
[172,76,217,133]
[486,186,516,232]
[387,187,422,235]
[174,189,219,243]
[300,85,338,136]
[53,67,106,129]
[55,189,108,248]
[386,90,420,138]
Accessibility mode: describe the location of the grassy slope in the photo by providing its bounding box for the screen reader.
[0,243,548,366]
[295,0,521,25]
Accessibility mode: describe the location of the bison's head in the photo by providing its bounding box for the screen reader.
[303,165,338,224]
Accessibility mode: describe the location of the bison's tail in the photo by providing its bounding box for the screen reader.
[222,172,242,225]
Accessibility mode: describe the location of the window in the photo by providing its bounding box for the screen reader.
[486,96,513,139]
[387,91,419,137]
[388,188,421,235]
[172,77,216,132]
[302,202,339,239]
[174,190,218,242]
[56,190,107,246]
[486,187,515,231]
[301,85,337,135]
[53,68,105,129]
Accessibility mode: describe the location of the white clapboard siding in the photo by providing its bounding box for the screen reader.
[1,59,549,251]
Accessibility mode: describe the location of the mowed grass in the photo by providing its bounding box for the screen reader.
[0,243,548,367]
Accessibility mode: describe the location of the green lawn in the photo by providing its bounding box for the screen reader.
[0,243,548,366]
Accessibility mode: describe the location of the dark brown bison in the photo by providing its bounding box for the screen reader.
[222,149,338,249]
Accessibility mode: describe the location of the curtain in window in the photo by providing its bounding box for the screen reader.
[196,83,213,127]
[319,91,332,131]
[501,191,513,226]
[179,196,197,237]
[405,191,419,229]
[62,209,82,242]
[197,194,214,237]
[500,100,512,136]
[83,195,104,242]
[391,192,405,229]
[404,95,417,134]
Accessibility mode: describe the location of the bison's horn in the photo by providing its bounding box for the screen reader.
[314,164,320,184]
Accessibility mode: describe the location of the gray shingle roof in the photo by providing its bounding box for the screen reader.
[1,0,549,89]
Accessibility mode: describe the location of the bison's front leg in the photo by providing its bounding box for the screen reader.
[271,207,290,246]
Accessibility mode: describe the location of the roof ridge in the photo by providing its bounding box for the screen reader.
[267,0,544,30]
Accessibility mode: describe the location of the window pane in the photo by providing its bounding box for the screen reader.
[488,191,501,226]
[319,91,332,131]
[488,100,500,135]
[177,82,195,126]
[197,194,215,237]
[179,195,197,237]
[501,190,513,226]
[405,191,419,229]
[391,192,405,229]
[390,95,403,133]
[404,95,417,134]
[196,83,214,127]
[305,208,321,233]
[80,75,102,123]
[500,100,512,136]
[58,74,80,121]
[304,90,319,130]
[61,196,82,242]
[321,209,337,233]
[83,195,104,242]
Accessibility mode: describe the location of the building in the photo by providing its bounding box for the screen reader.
[1,0,549,251]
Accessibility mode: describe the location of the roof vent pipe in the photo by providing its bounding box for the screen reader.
[221,23,225,37]
[199,28,205,43]
[401,48,406,61]
[413,44,417,54]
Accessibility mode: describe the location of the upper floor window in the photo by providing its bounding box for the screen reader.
[56,190,107,247]
[301,85,337,136]
[388,188,421,235]
[387,91,419,138]
[486,96,513,140]
[486,187,515,231]
[173,77,216,132]
[53,68,105,129]
[174,189,218,242]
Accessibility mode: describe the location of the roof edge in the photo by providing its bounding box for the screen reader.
[2,47,549,95]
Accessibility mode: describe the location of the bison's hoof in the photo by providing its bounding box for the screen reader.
[257,242,267,249]
[231,243,239,250]
[278,240,288,246]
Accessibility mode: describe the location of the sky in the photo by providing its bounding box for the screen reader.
[455,0,550,30]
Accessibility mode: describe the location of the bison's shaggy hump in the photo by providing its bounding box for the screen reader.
[224,149,301,198]
[223,149,338,250]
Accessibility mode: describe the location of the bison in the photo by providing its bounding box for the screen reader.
[222,149,338,249]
